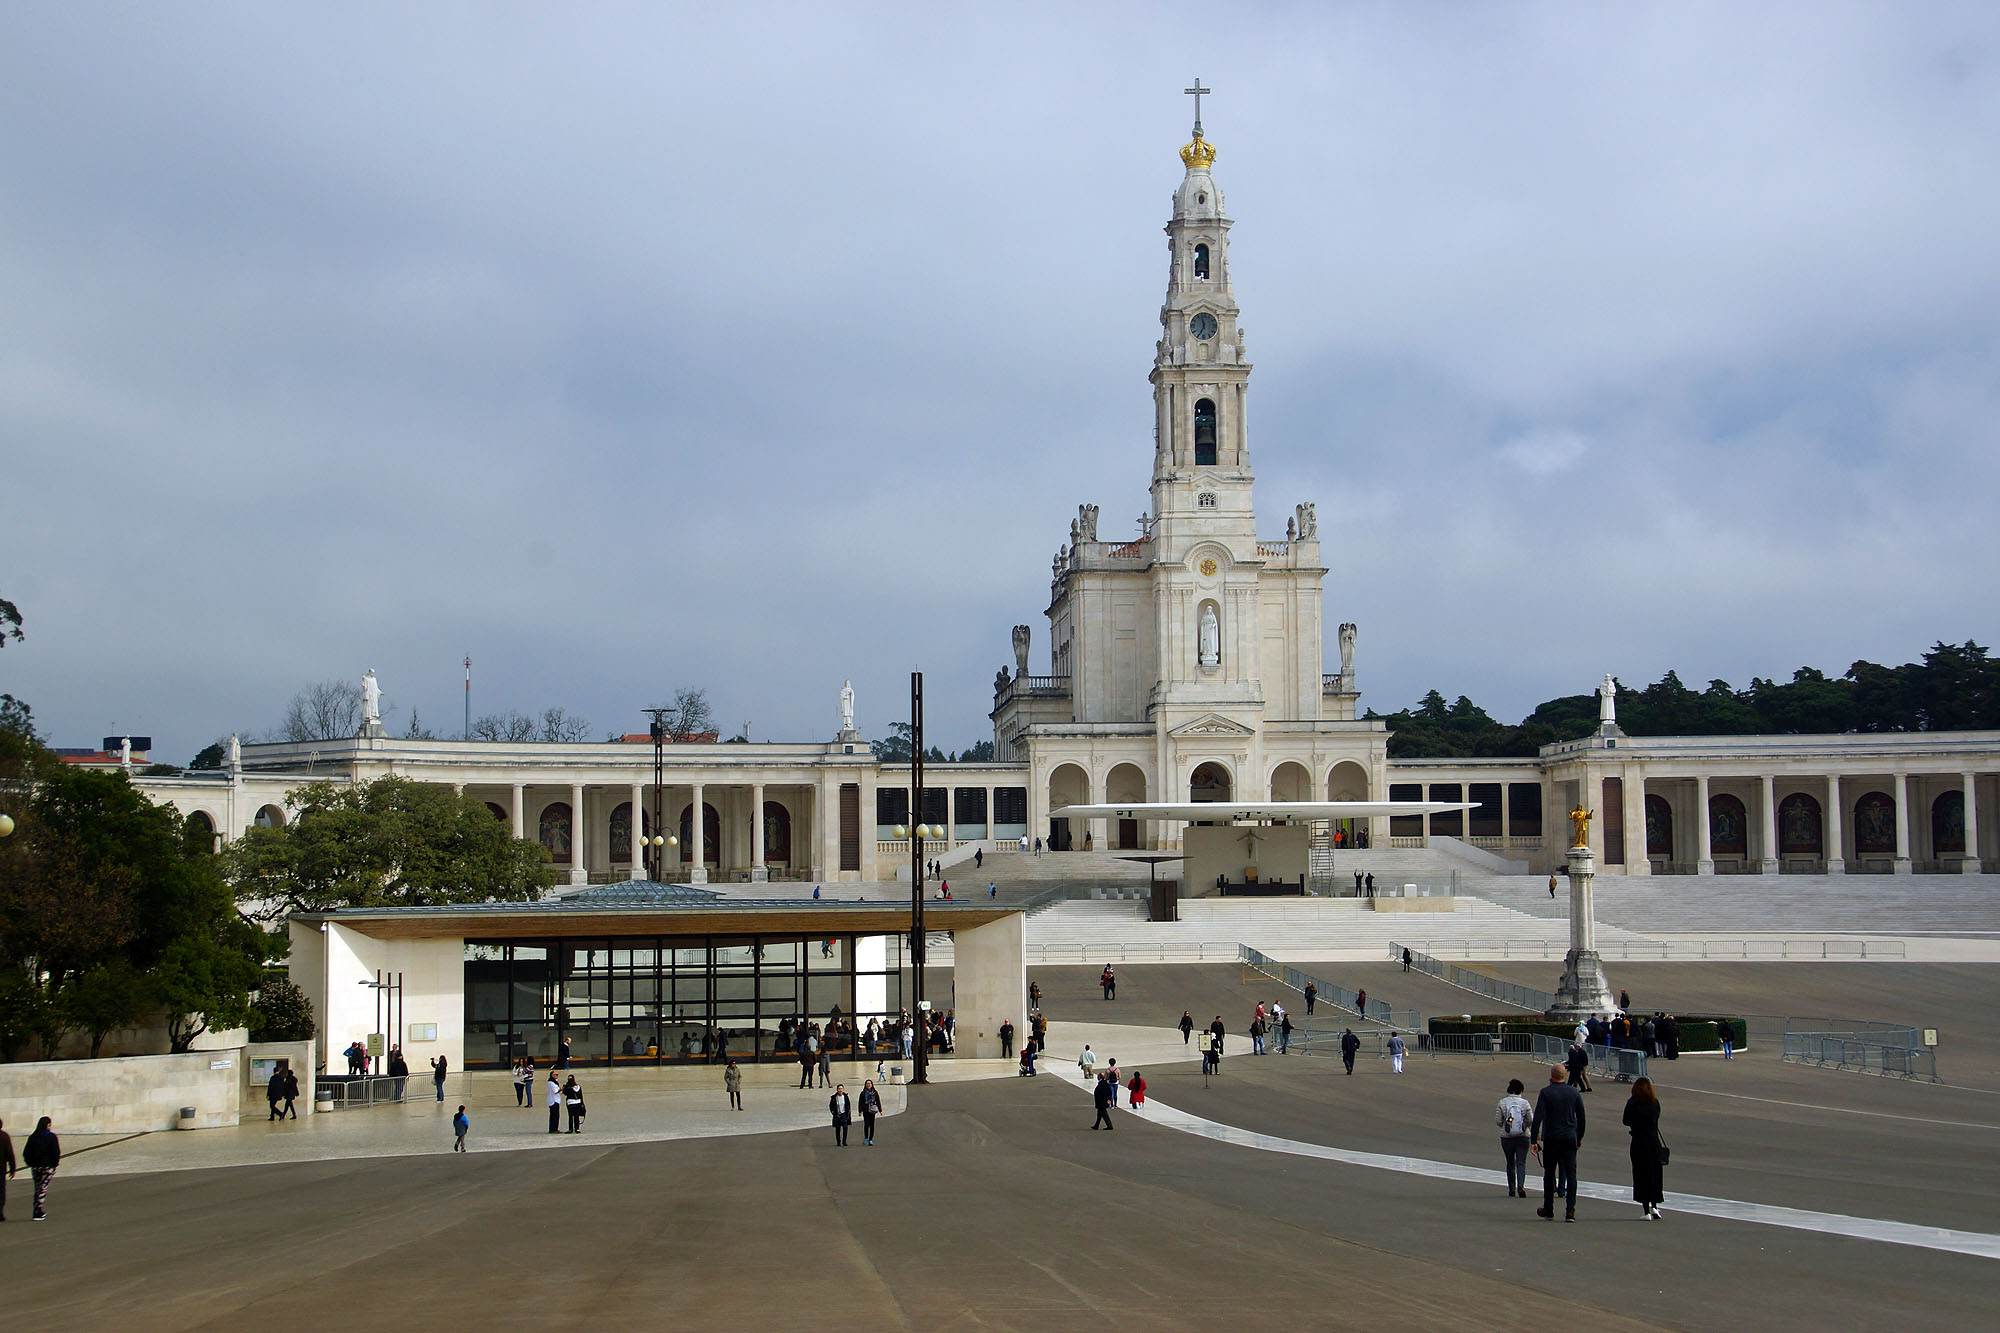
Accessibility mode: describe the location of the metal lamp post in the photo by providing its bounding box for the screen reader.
[907,670,933,1084]
[641,709,682,880]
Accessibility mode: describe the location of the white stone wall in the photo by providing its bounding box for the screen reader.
[949,913,1025,1060]
[0,1049,246,1133]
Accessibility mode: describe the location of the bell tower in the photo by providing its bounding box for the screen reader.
[1150,79,1254,553]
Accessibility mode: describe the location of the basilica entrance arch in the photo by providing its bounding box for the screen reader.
[1047,763,1090,851]
[1189,761,1232,803]
[1269,761,1312,803]
[1104,763,1147,849]
[1326,759,1371,847]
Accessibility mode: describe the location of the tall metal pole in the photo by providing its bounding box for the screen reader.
[910,670,928,1085]
[645,709,670,881]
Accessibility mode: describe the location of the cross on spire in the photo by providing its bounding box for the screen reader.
[1185,78,1211,136]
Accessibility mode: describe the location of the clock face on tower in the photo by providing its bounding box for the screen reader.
[1190,312,1218,341]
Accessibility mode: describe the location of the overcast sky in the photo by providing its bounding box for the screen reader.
[5,3,1998,761]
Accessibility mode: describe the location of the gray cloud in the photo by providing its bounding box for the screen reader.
[3,3,1997,759]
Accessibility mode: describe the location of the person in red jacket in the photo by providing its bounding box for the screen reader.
[1126,1070,1147,1111]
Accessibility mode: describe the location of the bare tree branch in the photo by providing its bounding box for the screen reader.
[278,680,363,741]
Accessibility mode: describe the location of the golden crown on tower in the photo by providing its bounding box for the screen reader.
[1180,132,1217,169]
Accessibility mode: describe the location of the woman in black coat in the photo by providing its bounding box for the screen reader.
[1623,1077,1666,1219]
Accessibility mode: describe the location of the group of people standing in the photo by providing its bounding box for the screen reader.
[1496,1067,1668,1221]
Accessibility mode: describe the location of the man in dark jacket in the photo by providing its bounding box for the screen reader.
[1530,1065,1586,1221]
[267,1067,287,1120]
[1091,1072,1116,1130]
[24,1116,60,1221]
[1340,1028,1360,1075]
[1000,1019,1015,1058]
[1565,1041,1593,1092]
[0,1118,14,1221]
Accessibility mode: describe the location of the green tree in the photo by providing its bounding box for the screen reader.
[152,930,264,1052]
[249,976,317,1043]
[224,775,556,926]
[60,959,149,1057]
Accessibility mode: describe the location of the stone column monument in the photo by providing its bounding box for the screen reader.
[1546,803,1618,1022]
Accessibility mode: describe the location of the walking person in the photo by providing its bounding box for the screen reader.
[1091,1072,1116,1130]
[818,1043,833,1088]
[829,1084,852,1146]
[1078,1044,1097,1080]
[0,1118,14,1221]
[556,1035,571,1070]
[1365,873,1375,899]
[267,1066,286,1121]
[1624,1077,1667,1219]
[430,1053,448,1103]
[1549,873,1559,899]
[280,1065,300,1120]
[1304,982,1317,1015]
[1531,1064,1587,1221]
[451,1105,470,1153]
[1565,1041,1593,1092]
[1100,964,1116,1000]
[725,1059,743,1110]
[859,1080,882,1145]
[1401,947,1412,973]
[1496,1078,1533,1197]
[1179,1010,1194,1045]
[23,1116,58,1221]
[1126,1070,1146,1112]
[1340,1028,1360,1075]
[1715,1020,1735,1060]
[546,1071,563,1134]
[563,1075,585,1133]
[1354,988,1367,1016]
[1387,1031,1406,1073]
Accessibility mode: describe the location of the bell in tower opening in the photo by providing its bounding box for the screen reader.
[1194,398,1217,466]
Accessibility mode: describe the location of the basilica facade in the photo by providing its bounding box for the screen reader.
[989,118,1387,852]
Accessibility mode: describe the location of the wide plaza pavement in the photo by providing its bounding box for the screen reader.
[8,960,2000,1329]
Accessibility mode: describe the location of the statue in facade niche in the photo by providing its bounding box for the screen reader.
[1339,622,1356,677]
[1199,604,1221,668]
[1077,503,1099,542]
[1295,502,1317,540]
[1012,624,1031,679]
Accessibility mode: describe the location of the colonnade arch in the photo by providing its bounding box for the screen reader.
[1047,763,1090,851]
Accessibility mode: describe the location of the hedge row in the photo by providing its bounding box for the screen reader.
[1427,1015,1748,1054]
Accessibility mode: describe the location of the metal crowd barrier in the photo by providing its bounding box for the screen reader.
[1392,944,1555,1013]
[1782,1032,1937,1082]
[317,1075,410,1109]
[1239,946,1422,1030]
[1525,1033,1648,1081]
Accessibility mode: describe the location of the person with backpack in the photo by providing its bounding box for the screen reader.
[451,1105,470,1153]
[1495,1078,1534,1197]
[1304,981,1317,1015]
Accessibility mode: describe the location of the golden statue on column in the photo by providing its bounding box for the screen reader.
[1568,804,1593,849]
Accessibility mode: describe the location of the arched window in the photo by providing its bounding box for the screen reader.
[1190,762,1232,803]
[1854,791,1896,855]
[539,802,572,863]
[1644,794,1673,858]
[1931,791,1965,857]
[763,801,792,863]
[1194,398,1217,466]
[484,801,508,821]
[1778,793,1822,855]
[1709,793,1748,856]
[679,802,721,866]
[609,801,633,863]
[1193,243,1210,279]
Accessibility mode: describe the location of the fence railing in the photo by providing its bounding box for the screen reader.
[1022,941,1249,964]
[1239,946,1423,1031]
[315,1075,410,1109]
[1525,1032,1649,1082]
[1379,937,1906,962]
[1393,944,1553,1012]
[1782,1032,1938,1081]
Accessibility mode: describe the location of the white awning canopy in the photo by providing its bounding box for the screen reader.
[1050,800,1476,824]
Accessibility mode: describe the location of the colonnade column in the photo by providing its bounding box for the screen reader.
[689,781,707,884]
[751,782,767,882]
[1825,777,1845,875]
[511,783,525,840]
[1695,774,1714,875]
[570,782,587,885]
[629,782,644,881]
[1964,773,1984,874]
[1759,775,1779,875]
[1622,769,1648,874]
[1892,772,1912,874]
